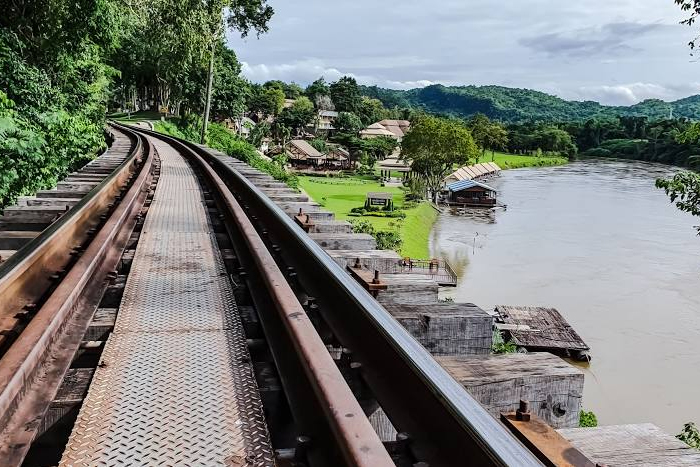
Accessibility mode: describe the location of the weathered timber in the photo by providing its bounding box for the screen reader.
[495,305,590,359]
[35,190,91,199]
[383,303,493,356]
[83,308,118,341]
[18,198,81,208]
[375,274,439,305]
[307,220,352,234]
[501,410,595,467]
[437,352,583,428]
[0,231,41,249]
[39,368,95,436]
[327,249,402,271]
[558,423,700,466]
[309,232,376,250]
[265,193,309,203]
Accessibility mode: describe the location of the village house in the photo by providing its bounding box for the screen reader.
[441,180,497,207]
[285,139,350,170]
[317,110,338,131]
[223,116,256,138]
[443,162,502,185]
[360,120,411,142]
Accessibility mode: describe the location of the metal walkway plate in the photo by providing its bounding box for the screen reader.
[60,138,273,466]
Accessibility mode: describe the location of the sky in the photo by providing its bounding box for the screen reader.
[227,0,700,106]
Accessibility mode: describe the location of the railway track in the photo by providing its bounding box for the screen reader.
[0,123,544,466]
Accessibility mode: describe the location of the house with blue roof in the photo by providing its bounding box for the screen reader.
[442,179,497,207]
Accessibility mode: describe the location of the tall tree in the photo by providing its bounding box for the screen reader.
[468,114,509,161]
[277,96,315,135]
[401,115,479,201]
[248,84,285,118]
[330,76,361,113]
[306,77,330,104]
[335,112,363,133]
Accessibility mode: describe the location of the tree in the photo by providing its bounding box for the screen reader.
[362,136,398,160]
[277,96,315,135]
[401,115,479,202]
[335,112,364,133]
[248,84,284,118]
[306,77,330,103]
[656,170,700,235]
[247,121,270,148]
[358,97,387,125]
[532,126,577,157]
[468,114,509,161]
[314,95,335,111]
[330,76,361,113]
[675,0,700,50]
[211,46,249,121]
[271,121,292,148]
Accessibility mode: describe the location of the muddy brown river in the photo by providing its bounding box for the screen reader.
[430,159,700,433]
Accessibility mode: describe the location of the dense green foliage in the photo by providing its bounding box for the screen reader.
[579,410,598,428]
[402,115,479,200]
[0,3,115,207]
[154,118,297,188]
[360,84,700,123]
[0,0,274,208]
[349,219,402,250]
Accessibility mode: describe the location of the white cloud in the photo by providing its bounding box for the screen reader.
[241,59,436,90]
[229,0,700,105]
[570,82,700,105]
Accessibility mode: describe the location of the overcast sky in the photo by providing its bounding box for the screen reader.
[227,0,700,106]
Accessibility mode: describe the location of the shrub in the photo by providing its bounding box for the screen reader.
[349,219,401,250]
[491,330,517,354]
[579,410,598,428]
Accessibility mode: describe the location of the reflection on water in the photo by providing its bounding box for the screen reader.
[430,159,700,433]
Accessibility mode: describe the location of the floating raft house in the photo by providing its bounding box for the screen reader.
[495,305,590,361]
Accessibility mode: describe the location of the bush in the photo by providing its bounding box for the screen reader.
[580,147,612,158]
[579,410,598,428]
[491,330,517,354]
[349,219,402,250]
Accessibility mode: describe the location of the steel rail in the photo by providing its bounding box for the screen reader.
[0,128,140,343]
[136,128,394,467]
[0,125,154,465]
[133,127,544,467]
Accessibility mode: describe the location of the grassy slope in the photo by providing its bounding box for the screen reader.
[478,151,568,169]
[299,176,436,257]
[399,201,438,258]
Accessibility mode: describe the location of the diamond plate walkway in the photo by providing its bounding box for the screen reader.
[60,137,274,466]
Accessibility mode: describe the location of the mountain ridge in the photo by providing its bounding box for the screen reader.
[359,83,700,123]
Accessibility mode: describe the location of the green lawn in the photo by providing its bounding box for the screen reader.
[299,176,437,258]
[478,151,568,169]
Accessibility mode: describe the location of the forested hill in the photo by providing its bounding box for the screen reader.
[359,84,700,123]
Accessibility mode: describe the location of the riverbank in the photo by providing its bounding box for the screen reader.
[298,176,437,257]
[481,151,568,169]
[431,159,700,433]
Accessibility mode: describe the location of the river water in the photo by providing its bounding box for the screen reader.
[430,159,700,433]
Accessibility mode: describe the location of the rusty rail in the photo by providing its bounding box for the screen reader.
[131,126,543,467]
[0,124,153,465]
[139,128,393,467]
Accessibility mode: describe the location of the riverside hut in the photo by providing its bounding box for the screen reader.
[442,180,497,207]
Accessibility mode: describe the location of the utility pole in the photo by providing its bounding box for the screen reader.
[200,40,216,144]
